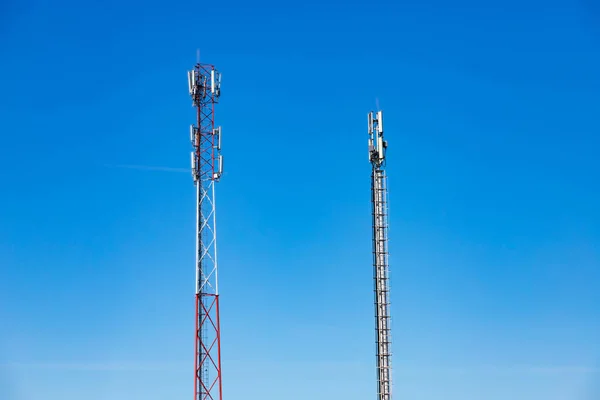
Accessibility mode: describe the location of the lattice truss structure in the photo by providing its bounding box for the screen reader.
[188,62,223,400]
[368,110,392,400]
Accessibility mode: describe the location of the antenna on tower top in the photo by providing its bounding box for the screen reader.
[368,110,386,165]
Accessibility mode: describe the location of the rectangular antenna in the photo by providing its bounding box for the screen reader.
[190,151,196,180]
[188,71,195,95]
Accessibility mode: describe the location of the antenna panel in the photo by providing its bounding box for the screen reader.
[190,151,197,180]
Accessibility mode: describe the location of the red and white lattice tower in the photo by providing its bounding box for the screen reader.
[187,62,223,400]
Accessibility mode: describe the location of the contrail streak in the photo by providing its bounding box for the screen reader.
[0,362,186,371]
[104,164,190,173]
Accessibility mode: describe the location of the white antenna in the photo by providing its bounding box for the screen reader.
[190,151,197,181]
[214,126,222,150]
[368,110,386,165]
[188,71,194,95]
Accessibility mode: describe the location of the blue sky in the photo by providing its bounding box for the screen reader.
[1,0,599,399]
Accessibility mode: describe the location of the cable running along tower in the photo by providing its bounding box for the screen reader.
[188,62,223,400]
[368,110,392,400]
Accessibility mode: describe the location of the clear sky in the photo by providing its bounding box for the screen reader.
[1,0,599,399]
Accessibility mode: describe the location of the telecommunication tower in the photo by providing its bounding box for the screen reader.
[188,62,223,400]
[368,110,392,400]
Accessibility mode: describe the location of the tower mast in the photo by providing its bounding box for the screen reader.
[188,62,223,400]
[368,110,392,400]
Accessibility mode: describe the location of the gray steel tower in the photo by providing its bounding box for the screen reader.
[368,110,392,400]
